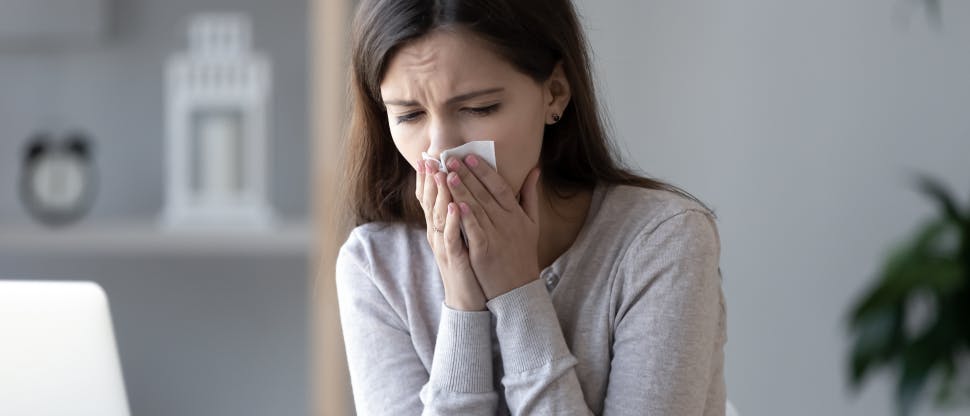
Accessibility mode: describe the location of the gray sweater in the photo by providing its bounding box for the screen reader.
[336,182,727,415]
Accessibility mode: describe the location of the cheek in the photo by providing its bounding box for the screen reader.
[490,111,544,193]
[389,125,427,169]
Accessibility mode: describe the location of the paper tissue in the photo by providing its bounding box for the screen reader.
[421,140,496,173]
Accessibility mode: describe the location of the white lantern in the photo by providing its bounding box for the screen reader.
[161,13,274,230]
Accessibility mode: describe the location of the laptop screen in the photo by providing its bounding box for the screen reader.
[0,280,131,416]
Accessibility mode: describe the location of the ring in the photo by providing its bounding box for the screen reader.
[432,226,443,233]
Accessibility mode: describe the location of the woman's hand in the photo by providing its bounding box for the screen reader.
[444,154,542,300]
[416,159,487,311]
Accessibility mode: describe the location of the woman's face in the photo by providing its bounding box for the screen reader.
[380,29,563,194]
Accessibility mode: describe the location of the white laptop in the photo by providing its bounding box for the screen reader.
[0,280,131,416]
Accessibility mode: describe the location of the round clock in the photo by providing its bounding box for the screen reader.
[19,132,98,227]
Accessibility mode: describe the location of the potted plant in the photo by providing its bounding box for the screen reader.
[847,174,970,415]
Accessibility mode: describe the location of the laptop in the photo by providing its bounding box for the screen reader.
[0,280,131,416]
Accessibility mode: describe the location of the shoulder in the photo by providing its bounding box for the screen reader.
[598,184,719,247]
[338,221,426,270]
[601,186,726,350]
[598,185,723,311]
[600,183,715,217]
[592,185,720,286]
[341,221,419,251]
[337,221,438,295]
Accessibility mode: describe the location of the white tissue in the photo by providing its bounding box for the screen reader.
[421,140,497,173]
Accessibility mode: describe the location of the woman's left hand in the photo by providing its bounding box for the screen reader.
[444,154,542,300]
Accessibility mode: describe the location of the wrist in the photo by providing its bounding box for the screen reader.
[445,294,486,311]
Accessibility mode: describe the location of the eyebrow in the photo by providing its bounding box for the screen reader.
[383,87,505,107]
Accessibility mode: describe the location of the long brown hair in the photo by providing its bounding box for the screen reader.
[342,0,713,228]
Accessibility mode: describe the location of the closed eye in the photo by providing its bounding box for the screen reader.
[464,104,500,116]
[395,111,424,125]
[393,104,499,125]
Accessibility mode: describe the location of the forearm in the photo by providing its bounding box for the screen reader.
[488,279,594,415]
[419,303,499,415]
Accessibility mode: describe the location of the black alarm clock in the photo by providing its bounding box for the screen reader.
[19,132,98,227]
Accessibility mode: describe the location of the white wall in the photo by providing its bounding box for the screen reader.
[575,1,970,415]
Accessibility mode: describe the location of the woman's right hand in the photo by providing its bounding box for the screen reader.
[416,159,487,311]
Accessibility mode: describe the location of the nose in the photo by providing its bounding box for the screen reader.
[425,116,463,159]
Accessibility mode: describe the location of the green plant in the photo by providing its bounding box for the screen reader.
[847,174,970,416]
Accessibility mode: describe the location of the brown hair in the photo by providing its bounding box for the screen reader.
[342,0,713,228]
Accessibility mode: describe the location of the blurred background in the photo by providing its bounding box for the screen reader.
[1,0,968,415]
[0,0,311,415]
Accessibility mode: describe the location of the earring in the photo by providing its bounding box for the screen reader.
[551,113,561,123]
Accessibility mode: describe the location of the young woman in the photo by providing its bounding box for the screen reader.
[336,0,727,414]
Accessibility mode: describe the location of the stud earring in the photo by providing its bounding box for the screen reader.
[551,113,561,123]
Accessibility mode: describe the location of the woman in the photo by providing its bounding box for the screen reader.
[335,0,727,414]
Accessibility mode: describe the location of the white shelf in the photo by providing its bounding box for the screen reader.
[0,220,312,256]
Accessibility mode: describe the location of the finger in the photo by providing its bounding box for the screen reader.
[422,160,438,237]
[462,154,517,211]
[443,202,466,259]
[458,202,487,252]
[423,159,443,210]
[433,171,452,236]
[445,169,495,230]
[414,158,424,202]
[519,167,541,223]
[426,158,442,174]
[446,157,503,221]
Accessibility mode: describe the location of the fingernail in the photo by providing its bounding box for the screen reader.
[448,172,460,186]
[459,202,470,214]
[448,203,455,215]
[447,157,459,171]
[465,155,478,167]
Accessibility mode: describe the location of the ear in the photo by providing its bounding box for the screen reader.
[543,61,571,125]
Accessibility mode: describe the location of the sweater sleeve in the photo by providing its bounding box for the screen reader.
[487,278,594,415]
[486,208,725,416]
[604,209,726,415]
[418,304,498,415]
[336,230,498,416]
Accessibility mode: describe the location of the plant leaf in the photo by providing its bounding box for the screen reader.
[897,336,937,416]
[913,173,966,225]
[851,305,904,386]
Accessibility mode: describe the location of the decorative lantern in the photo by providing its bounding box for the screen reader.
[162,13,274,230]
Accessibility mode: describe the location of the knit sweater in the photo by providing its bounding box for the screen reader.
[336,181,727,415]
